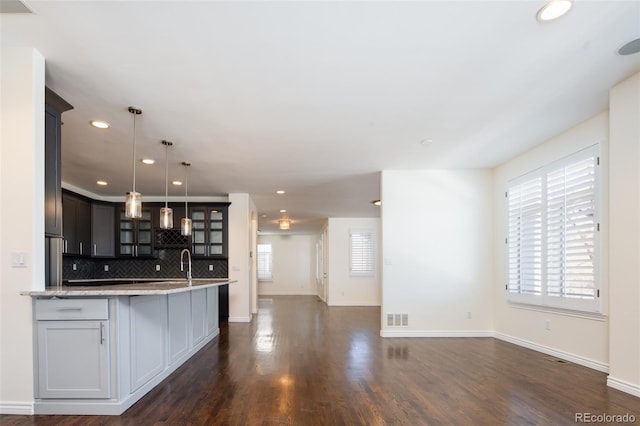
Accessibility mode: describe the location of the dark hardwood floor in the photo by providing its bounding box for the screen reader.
[2,296,639,425]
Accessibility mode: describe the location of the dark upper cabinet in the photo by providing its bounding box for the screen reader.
[44,88,72,237]
[92,203,115,257]
[117,206,154,257]
[62,191,91,256]
[189,204,229,258]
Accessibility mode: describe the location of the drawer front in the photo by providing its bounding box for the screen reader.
[35,298,108,320]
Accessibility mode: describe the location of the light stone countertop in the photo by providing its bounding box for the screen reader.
[21,278,235,297]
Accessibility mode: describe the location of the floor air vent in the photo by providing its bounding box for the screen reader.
[387,313,409,327]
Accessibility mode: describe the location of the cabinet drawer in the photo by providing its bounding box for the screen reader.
[35,298,108,320]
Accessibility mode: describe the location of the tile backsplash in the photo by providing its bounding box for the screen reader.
[63,249,228,281]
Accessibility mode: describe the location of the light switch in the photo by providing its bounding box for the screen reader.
[104,265,109,272]
[155,264,160,271]
[11,252,28,268]
[209,265,214,271]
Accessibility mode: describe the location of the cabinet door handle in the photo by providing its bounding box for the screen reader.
[64,240,68,253]
[94,244,97,256]
[79,242,83,254]
[56,307,82,312]
[100,322,105,345]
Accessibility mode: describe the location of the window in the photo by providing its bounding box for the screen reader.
[507,145,600,313]
[350,229,374,276]
[257,243,273,281]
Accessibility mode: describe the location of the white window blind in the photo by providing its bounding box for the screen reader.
[507,176,543,296]
[257,243,273,281]
[507,145,600,312]
[350,230,374,276]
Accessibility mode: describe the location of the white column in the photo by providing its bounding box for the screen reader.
[608,72,640,397]
[228,193,255,322]
[0,47,46,414]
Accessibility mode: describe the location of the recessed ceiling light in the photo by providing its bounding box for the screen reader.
[280,209,287,213]
[142,158,155,165]
[372,200,381,206]
[276,190,285,195]
[420,139,433,147]
[172,180,183,186]
[90,120,110,129]
[618,38,640,56]
[96,180,108,186]
[537,0,572,22]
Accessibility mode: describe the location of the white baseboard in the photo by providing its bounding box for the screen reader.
[228,316,251,323]
[380,330,493,338]
[0,401,34,415]
[607,376,640,398]
[494,332,609,373]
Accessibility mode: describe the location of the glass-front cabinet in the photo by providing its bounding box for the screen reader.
[118,208,153,257]
[190,205,228,258]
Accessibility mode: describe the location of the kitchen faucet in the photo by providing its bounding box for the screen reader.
[180,249,192,286]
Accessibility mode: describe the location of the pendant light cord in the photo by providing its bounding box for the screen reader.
[183,162,190,212]
[164,142,169,209]
[132,112,137,193]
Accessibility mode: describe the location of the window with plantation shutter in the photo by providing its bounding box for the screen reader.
[506,145,600,313]
[257,243,273,281]
[350,230,374,276]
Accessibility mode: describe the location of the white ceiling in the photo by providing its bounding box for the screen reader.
[2,0,639,234]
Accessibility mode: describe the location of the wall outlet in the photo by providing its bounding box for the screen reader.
[155,264,160,271]
[104,265,109,272]
[545,319,551,331]
[209,265,214,271]
[72,263,77,271]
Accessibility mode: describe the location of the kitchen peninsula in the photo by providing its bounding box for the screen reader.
[21,278,235,415]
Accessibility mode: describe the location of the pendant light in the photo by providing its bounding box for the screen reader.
[125,107,142,218]
[181,162,192,236]
[160,140,173,229]
[279,219,291,230]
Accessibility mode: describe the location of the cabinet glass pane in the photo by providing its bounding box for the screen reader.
[193,231,205,244]
[120,231,133,244]
[210,222,222,229]
[120,222,133,230]
[138,231,151,244]
[120,245,132,255]
[210,211,223,220]
[209,245,223,255]
[141,211,151,221]
[210,231,222,243]
[138,246,151,255]
[192,211,205,221]
[193,246,205,255]
[193,222,205,230]
[139,222,151,230]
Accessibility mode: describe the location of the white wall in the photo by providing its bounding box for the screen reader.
[227,193,256,323]
[492,112,610,371]
[257,234,318,296]
[607,72,640,396]
[380,170,493,336]
[326,218,381,307]
[0,47,45,414]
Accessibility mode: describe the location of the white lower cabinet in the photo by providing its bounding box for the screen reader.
[35,299,110,399]
[168,292,190,364]
[129,295,166,392]
[191,289,207,346]
[32,285,222,415]
[206,286,219,336]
